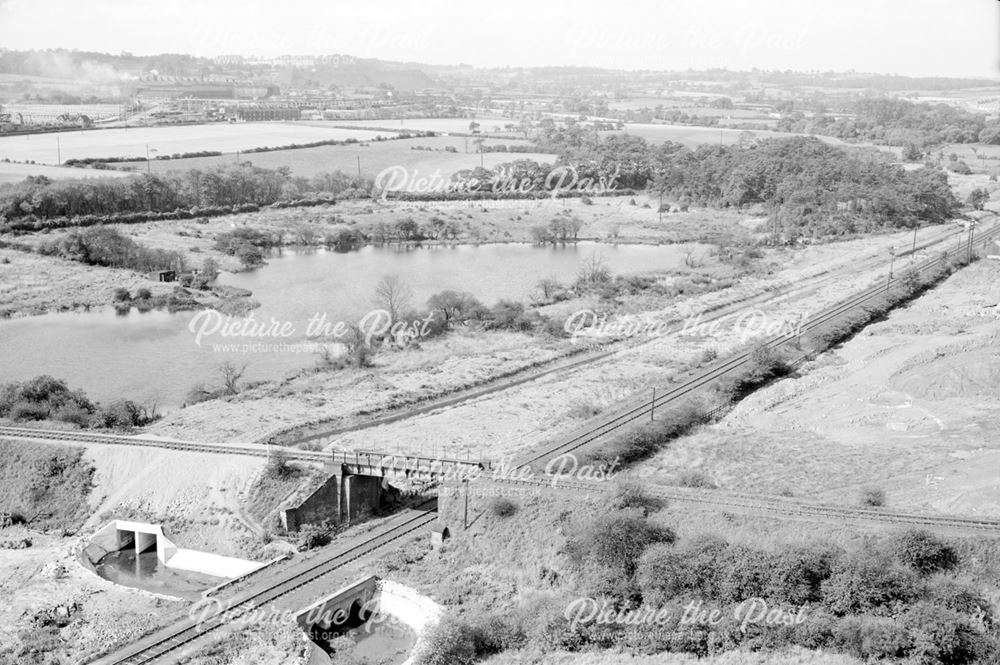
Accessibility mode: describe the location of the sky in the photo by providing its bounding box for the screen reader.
[0,0,997,78]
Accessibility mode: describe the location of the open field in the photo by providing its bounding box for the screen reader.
[109,134,555,181]
[635,259,1000,516]
[0,160,131,183]
[603,123,851,148]
[0,122,399,165]
[296,116,517,135]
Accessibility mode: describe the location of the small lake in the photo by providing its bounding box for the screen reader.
[0,242,692,411]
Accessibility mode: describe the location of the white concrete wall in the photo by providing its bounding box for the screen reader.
[87,520,262,580]
[134,531,157,554]
[375,580,443,665]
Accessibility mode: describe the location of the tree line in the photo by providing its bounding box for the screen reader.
[0,165,372,226]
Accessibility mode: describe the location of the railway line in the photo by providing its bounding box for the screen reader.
[515,221,1000,469]
[86,500,438,665]
[493,476,1000,534]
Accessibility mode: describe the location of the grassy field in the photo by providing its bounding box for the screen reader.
[0,122,399,165]
[604,123,849,148]
[110,135,556,182]
[0,440,94,531]
[297,116,518,135]
[0,161,131,183]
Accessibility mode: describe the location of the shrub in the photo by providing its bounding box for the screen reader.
[677,471,717,489]
[718,544,777,603]
[296,524,329,550]
[415,617,478,665]
[483,300,538,332]
[903,602,979,665]
[265,448,293,479]
[860,487,886,507]
[821,549,919,616]
[889,529,959,576]
[112,287,131,302]
[565,512,676,591]
[91,400,149,430]
[488,497,518,518]
[611,482,666,516]
[766,544,841,604]
[926,577,993,627]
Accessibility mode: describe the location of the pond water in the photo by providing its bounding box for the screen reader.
[93,546,224,600]
[0,242,690,410]
[306,602,416,665]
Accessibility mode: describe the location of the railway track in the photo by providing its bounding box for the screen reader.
[493,476,1000,533]
[515,222,1000,469]
[87,500,438,665]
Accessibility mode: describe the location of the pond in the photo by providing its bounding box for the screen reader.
[93,546,225,601]
[0,241,692,410]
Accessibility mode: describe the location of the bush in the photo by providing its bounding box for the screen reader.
[265,448,293,479]
[586,398,708,467]
[112,287,131,302]
[860,487,886,507]
[565,512,676,598]
[611,482,666,516]
[676,471,716,488]
[766,544,841,604]
[821,549,919,616]
[414,617,478,665]
[488,497,518,518]
[0,375,94,423]
[91,400,150,430]
[483,300,539,332]
[902,602,979,665]
[890,529,959,576]
[718,544,776,603]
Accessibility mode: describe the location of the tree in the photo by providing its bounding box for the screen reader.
[966,188,989,211]
[373,275,413,323]
[902,143,923,162]
[427,291,481,326]
[217,361,247,396]
[577,252,610,286]
[235,243,264,269]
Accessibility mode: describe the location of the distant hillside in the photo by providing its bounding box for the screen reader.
[277,62,437,92]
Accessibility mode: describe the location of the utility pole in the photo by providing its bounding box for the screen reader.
[911,225,917,258]
[56,134,61,165]
[968,221,977,262]
[463,478,469,529]
[650,387,656,421]
[145,143,150,174]
[887,246,895,287]
[357,155,361,178]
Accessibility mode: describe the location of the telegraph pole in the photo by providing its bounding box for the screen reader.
[56,134,61,165]
[887,246,895,287]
